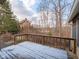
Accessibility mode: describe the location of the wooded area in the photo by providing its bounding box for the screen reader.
[36,0,73,37]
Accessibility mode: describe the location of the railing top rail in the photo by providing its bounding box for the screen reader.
[14,33,75,40]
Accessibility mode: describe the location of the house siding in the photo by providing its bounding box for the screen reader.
[68,0,79,57]
[72,14,79,46]
[72,14,79,58]
[72,21,76,39]
[76,19,79,46]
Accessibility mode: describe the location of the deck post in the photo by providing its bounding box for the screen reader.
[14,35,16,44]
[74,39,77,54]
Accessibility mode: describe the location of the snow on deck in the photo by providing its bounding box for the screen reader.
[0,41,68,59]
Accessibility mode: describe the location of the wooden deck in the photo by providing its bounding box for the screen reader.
[14,33,77,54]
[0,33,77,59]
[0,41,69,59]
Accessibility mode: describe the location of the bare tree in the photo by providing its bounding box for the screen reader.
[38,0,73,36]
[38,0,51,33]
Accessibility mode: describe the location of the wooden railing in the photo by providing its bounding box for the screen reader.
[14,33,77,54]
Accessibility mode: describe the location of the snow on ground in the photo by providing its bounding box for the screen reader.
[0,41,68,59]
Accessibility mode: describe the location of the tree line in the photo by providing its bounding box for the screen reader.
[37,0,73,37]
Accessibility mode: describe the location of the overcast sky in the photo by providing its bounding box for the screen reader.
[9,0,74,25]
[9,0,40,21]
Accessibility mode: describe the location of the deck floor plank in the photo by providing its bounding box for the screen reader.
[11,46,45,59]
[0,51,4,59]
[17,43,64,59]
[0,41,68,59]
[0,51,7,59]
[1,50,10,59]
[3,49,17,59]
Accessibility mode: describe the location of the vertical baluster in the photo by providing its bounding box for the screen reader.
[34,35,35,43]
[31,35,34,42]
[62,39,65,49]
[55,38,56,48]
[52,38,54,47]
[23,35,24,41]
[34,35,35,42]
[22,36,23,41]
[33,35,36,42]
[60,38,63,49]
[19,36,20,42]
[27,34,28,41]
[74,39,76,54]
[47,36,50,46]
[55,38,58,47]
[38,36,40,43]
[48,37,50,46]
[35,35,36,43]
[16,36,18,43]
[47,37,48,46]
[22,35,23,41]
[42,36,45,44]
[59,38,61,48]
[34,36,37,43]
[68,40,71,51]
[30,34,31,42]
[56,38,58,48]
[49,37,50,46]
[51,38,53,47]
[40,36,41,44]
[44,36,46,45]
[33,35,34,42]
[50,37,52,47]
[46,37,48,45]
[21,36,23,42]
[39,36,40,44]
[43,36,45,45]
[30,34,32,42]
[14,36,16,44]
[22,35,25,41]
[24,35,27,41]
[20,36,22,42]
[52,38,55,47]
[30,34,31,41]
[21,36,22,41]
[64,39,67,50]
